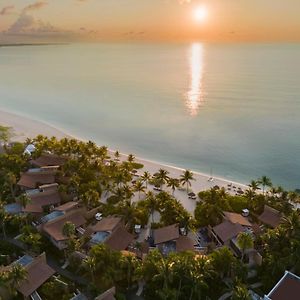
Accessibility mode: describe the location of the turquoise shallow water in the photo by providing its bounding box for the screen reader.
[0,43,299,189]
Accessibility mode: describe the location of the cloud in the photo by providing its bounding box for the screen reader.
[23,1,48,13]
[6,14,35,34]
[4,12,73,39]
[0,5,14,15]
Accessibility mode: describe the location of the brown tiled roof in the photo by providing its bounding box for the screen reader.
[31,153,66,167]
[17,253,55,297]
[105,226,134,251]
[29,189,61,207]
[154,224,179,245]
[85,207,102,220]
[212,221,245,243]
[55,201,79,212]
[258,205,282,228]
[18,172,56,189]
[42,209,86,242]
[176,235,195,252]
[91,217,122,233]
[22,204,43,214]
[267,271,300,300]
[95,287,116,300]
[223,211,252,227]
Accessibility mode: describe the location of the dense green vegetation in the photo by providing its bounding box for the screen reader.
[0,135,300,299]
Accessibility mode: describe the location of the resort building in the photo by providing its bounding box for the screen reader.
[258,205,282,228]
[31,153,66,167]
[209,220,246,247]
[3,253,55,299]
[153,224,195,255]
[4,183,62,217]
[38,201,80,225]
[208,210,255,256]
[18,167,58,189]
[4,202,43,216]
[223,211,252,227]
[264,271,300,300]
[41,208,86,249]
[87,216,134,251]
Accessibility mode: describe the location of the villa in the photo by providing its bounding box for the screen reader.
[18,167,58,189]
[26,183,61,206]
[258,205,282,228]
[31,153,66,168]
[4,202,43,216]
[223,211,252,227]
[209,220,246,247]
[40,208,86,249]
[2,253,55,299]
[87,216,134,251]
[153,224,195,255]
[264,271,300,300]
[4,183,62,217]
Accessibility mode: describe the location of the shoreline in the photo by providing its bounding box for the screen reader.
[0,108,248,213]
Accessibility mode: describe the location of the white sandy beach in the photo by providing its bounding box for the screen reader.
[0,109,248,215]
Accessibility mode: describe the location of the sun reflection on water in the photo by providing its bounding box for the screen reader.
[186,43,204,116]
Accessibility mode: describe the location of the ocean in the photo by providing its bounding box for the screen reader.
[0,42,299,189]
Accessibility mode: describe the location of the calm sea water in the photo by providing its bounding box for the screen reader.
[0,43,299,189]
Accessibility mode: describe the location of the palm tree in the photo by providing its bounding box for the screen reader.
[134,181,146,200]
[141,171,151,188]
[248,180,259,192]
[118,200,137,229]
[120,253,140,288]
[154,169,170,190]
[145,191,157,224]
[18,193,31,210]
[259,176,272,195]
[231,282,251,300]
[281,211,300,238]
[0,205,11,239]
[245,189,255,201]
[98,146,108,162]
[82,189,100,209]
[5,172,17,199]
[114,150,121,161]
[123,185,134,202]
[288,191,300,205]
[83,256,96,283]
[210,247,235,279]
[237,232,254,261]
[128,154,135,163]
[167,178,180,196]
[62,221,76,238]
[20,231,42,254]
[269,186,278,198]
[180,170,195,193]
[8,264,27,295]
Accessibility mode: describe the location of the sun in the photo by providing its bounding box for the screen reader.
[194,5,208,23]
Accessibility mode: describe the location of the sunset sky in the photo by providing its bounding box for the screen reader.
[1,0,300,43]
